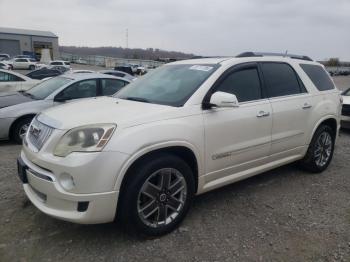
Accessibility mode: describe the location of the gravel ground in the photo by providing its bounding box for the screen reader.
[0,77,350,262]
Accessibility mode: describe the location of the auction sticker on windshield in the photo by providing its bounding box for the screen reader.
[189,65,214,72]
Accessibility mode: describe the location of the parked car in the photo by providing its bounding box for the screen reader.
[75,58,88,65]
[13,55,33,59]
[114,65,134,75]
[0,73,130,143]
[0,69,39,92]
[0,54,10,61]
[49,60,71,69]
[99,70,137,81]
[26,68,62,80]
[341,87,350,129]
[7,58,38,70]
[17,53,341,236]
[70,70,95,74]
[0,61,12,70]
[136,66,147,75]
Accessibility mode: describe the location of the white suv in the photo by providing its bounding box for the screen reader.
[18,53,341,236]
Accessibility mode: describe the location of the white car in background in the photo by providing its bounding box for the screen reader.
[341,88,350,129]
[0,73,130,143]
[49,60,71,69]
[0,61,12,70]
[0,69,39,92]
[8,58,38,70]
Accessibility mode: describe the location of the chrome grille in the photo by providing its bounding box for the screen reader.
[27,118,53,151]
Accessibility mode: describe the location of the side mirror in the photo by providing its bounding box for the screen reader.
[209,91,239,108]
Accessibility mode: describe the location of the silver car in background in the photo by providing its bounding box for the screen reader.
[0,73,130,143]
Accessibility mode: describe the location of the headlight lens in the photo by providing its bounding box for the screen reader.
[54,124,116,157]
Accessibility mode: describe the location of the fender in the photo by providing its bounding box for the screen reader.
[113,140,203,191]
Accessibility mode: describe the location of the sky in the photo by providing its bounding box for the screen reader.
[1,0,349,60]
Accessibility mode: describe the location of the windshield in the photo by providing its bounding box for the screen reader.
[26,77,72,99]
[116,64,219,106]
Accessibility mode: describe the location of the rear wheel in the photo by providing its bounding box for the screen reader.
[299,125,335,173]
[11,117,33,144]
[119,154,195,236]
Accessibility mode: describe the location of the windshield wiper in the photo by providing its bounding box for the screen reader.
[123,96,151,103]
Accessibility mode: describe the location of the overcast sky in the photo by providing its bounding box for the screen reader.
[1,0,349,60]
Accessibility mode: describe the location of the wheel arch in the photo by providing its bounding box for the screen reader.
[309,115,339,143]
[114,142,201,195]
[9,114,36,139]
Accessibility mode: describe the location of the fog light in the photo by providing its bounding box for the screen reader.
[59,173,75,190]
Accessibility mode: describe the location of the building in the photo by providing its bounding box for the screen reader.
[0,27,59,59]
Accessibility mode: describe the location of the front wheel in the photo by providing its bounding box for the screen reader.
[118,154,195,236]
[29,65,35,70]
[299,125,335,173]
[11,117,33,144]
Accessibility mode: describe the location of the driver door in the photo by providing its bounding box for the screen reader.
[54,79,99,103]
[203,63,272,188]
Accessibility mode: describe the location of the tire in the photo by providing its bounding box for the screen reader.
[299,125,335,173]
[29,65,35,70]
[118,153,195,236]
[11,117,33,144]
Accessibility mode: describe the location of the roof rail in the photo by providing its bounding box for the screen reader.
[236,52,313,61]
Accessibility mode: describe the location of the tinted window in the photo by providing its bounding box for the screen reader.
[0,72,23,82]
[261,63,303,98]
[59,79,97,99]
[16,59,27,62]
[101,79,127,95]
[51,62,62,65]
[216,68,262,102]
[300,64,335,91]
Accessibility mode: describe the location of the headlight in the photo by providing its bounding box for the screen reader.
[54,124,116,157]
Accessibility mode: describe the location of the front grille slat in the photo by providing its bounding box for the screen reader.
[28,118,54,151]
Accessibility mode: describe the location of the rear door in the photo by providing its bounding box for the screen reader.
[54,79,98,102]
[260,62,313,156]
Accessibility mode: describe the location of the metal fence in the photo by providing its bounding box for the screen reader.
[60,52,164,68]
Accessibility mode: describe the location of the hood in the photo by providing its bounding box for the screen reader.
[0,92,35,109]
[38,96,184,130]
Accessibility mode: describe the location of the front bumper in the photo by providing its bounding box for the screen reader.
[19,146,129,224]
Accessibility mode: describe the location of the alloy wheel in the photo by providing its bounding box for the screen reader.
[314,131,333,168]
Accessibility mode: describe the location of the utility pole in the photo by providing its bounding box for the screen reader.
[126,28,129,49]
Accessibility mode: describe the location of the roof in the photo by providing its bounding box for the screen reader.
[62,72,131,82]
[0,27,58,38]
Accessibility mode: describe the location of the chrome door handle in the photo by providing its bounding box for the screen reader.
[302,103,312,109]
[257,111,270,117]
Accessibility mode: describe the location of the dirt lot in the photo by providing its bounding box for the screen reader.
[0,77,350,262]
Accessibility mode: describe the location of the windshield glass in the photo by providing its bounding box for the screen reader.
[342,88,350,96]
[26,77,72,99]
[116,64,219,106]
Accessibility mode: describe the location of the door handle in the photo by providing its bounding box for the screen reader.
[302,103,312,109]
[257,111,270,118]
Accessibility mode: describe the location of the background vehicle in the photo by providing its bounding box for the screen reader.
[0,61,12,70]
[17,53,341,236]
[341,87,350,128]
[26,68,62,80]
[49,60,71,69]
[114,65,134,75]
[0,69,39,92]
[0,54,10,61]
[99,70,136,81]
[0,73,130,143]
[8,58,38,70]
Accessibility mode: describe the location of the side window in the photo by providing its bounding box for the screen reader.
[215,67,262,102]
[59,79,97,99]
[0,72,22,81]
[101,79,127,95]
[16,59,27,62]
[261,63,303,98]
[51,62,61,65]
[300,64,335,91]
